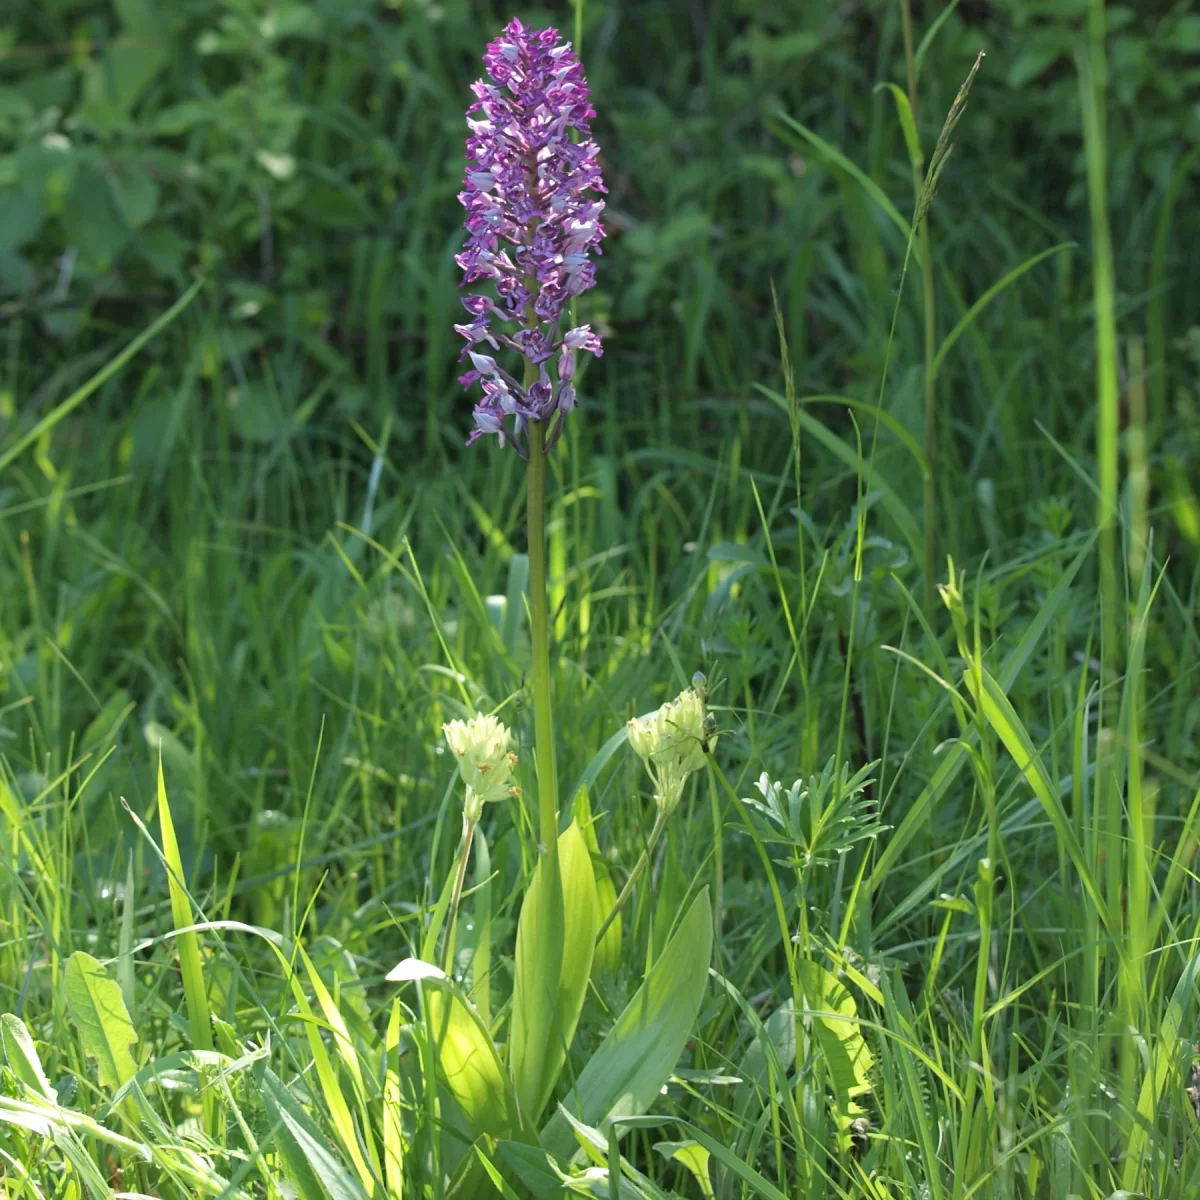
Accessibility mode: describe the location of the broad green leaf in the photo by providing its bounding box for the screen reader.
[496,1140,564,1199]
[66,952,138,1092]
[511,819,599,1125]
[80,0,168,122]
[795,960,873,1145]
[1,1014,55,1101]
[733,999,796,1118]
[109,161,160,229]
[0,187,43,255]
[391,960,521,1142]
[541,888,713,1159]
[655,1140,715,1200]
[473,1145,527,1199]
[62,168,129,270]
[574,788,621,975]
[260,1067,367,1200]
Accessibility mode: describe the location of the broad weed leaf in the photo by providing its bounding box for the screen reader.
[65,952,138,1093]
[386,963,520,1146]
[795,959,873,1147]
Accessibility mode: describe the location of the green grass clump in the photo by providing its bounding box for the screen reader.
[2,0,1200,1196]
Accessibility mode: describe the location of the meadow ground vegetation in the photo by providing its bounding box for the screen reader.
[1,0,1199,1196]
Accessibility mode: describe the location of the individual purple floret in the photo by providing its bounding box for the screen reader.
[455,17,606,455]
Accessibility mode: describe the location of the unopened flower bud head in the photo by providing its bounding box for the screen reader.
[626,684,716,814]
[626,710,659,761]
[443,713,518,820]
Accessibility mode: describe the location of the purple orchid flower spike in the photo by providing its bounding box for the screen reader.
[455,17,606,455]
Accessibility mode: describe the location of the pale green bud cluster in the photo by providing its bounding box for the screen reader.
[444,712,520,821]
[627,686,715,814]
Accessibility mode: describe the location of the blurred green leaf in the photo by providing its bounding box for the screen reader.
[0,188,43,255]
[109,162,160,230]
[62,168,129,270]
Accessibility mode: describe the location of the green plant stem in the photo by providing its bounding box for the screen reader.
[901,0,938,615]
[526,421,560,853]
[596,807,669,946]
[441,815,477,974]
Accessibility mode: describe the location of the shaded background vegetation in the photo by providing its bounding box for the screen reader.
[3,0,1198,802]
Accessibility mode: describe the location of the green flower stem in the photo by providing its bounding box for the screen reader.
[442,815,477,973]
[595,807,669,946]
[526,420,560,856]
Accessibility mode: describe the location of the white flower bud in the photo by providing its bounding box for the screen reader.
[443,713,518,818]
[626,686,714,814]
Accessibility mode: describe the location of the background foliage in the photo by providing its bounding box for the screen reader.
[1,0,1199,1196]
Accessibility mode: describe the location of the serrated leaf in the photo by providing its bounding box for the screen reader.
[541,889,713,1159]
[66,952,138,1092]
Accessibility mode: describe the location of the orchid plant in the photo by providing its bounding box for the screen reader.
[380,19,717,1196]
